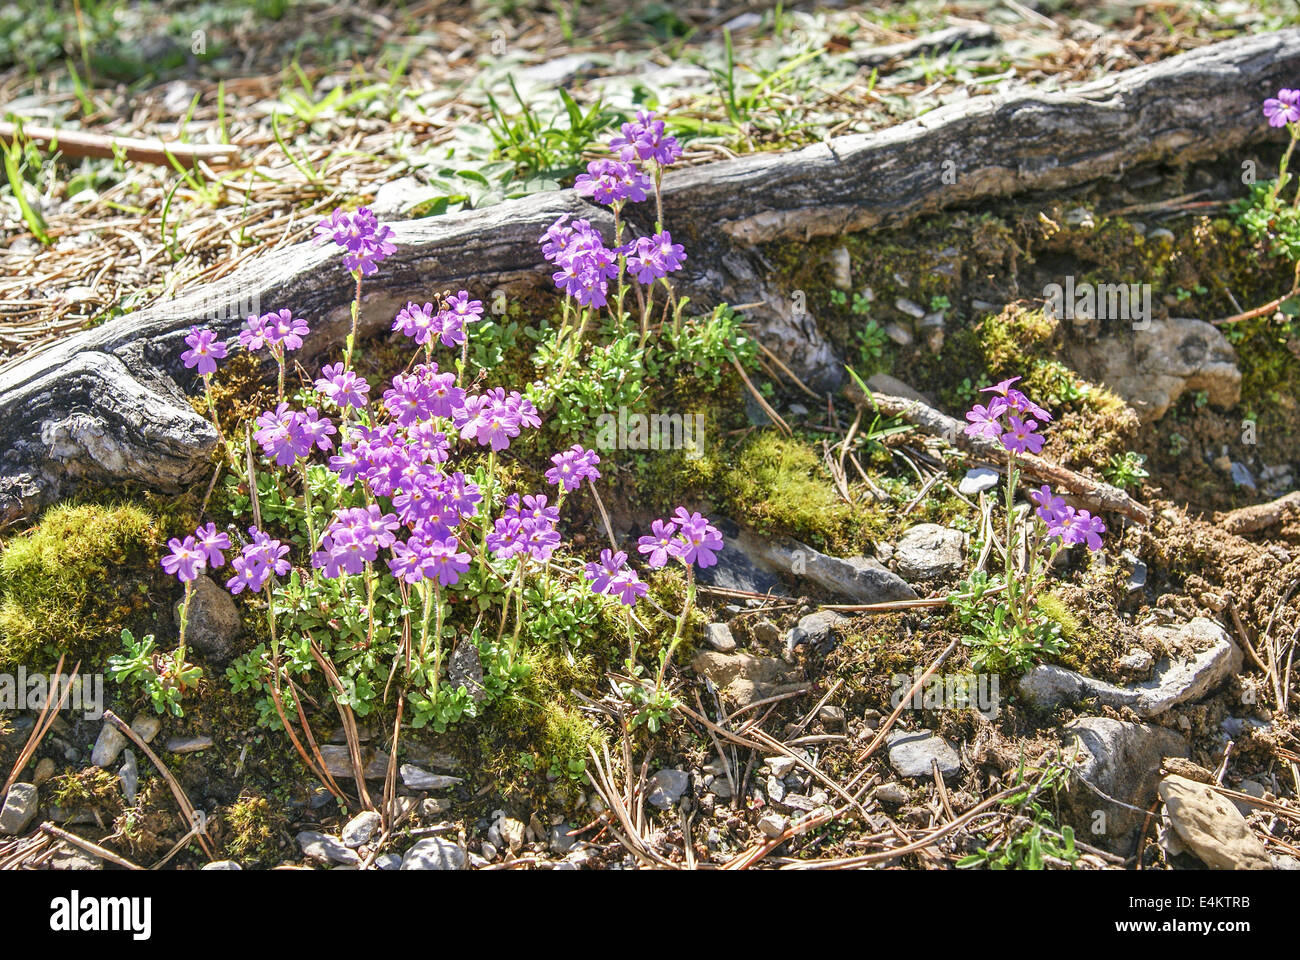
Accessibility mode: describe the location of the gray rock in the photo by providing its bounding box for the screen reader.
[91,722,128,768]
[894,524,965,581]
[873,782,910,805]
[855,23,999,67]
[447,641,488,702]
[118,749,138,804]
[165,735,213,754]
[884,322,914,347]
[818,705,846,725]
[201,860,242,870]
[1230,461,1256,490]
[375,853,403,870]
[647,769,690,810]
[48,847,103,870]
[864,373,930,406]
[784,610,848,657]
[297,830,360,866]
[33,757,54,787]
[480,840,498,861]
[709,525,915,604]
[1060,716,1188,853]
[1117,648,1154,675]
[130,714,161,744]
[176,574,240,663]
[765,774,786,802]
[513,54,596,90]
[320,744,391,780]
[886,729,961,780]
[401,836,466,870]
[1063,317,1240,422]
[0,782,38,835]
[692,650,803,708]
[549,824,578,855]
[400,764,462,791]
[764,756,798,778]
[1231,779,1267,817]
[751,620,781,646]
[827,245,852,290]
[341,810,381,848]
[694,521,782,595]
[958,467,1000,496]
[1158,775,1271,869]
[894,297,926,319]
[1018,618,1241,717]
[704,622,737,652]
[758,812,788,838]
[498,816,526,853]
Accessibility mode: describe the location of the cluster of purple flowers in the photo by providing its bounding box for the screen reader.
[608,110,683,167]
[311,505,400,578]
[574,158,653,206]
[454,388,541,452]
[963,376,1051,456]
[1264,88,1300,128]
[382,363,465,427]
[541,215,621,308]
[240,308,310,354]
[636,508,724,570]
[545,444,601,491]
[584,549,649,607]
[314,363,370,410]
[253,403,336,467]
[388,534,472,587]
[392,291,483,347]
[487,493,562,562]
[162,522,231,583]
[181,327,228,377]
[1029,485,1106,552]
[226,528,292,594]
[542,110,686,307]
[313,206,397,275]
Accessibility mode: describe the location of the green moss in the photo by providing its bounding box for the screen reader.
[222,794,286,864]
[48,767,124,820]
[477,642,607,806]
[0,503,160,669]
[719,432,857,551]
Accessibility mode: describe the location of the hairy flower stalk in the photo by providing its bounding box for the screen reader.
[960,378,1104,669]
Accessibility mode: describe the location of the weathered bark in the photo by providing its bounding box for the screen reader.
[3,29,1299,524]
[1217,491,1300,535]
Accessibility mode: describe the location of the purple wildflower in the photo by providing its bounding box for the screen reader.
[637,518,678,569]
[669,508,724,568]
[181,326,227,377]
[1048,507,1106,551]
[574,159,652,206]
[1264,88,1300,128]
[314,206,396,275]
[162,536,205,583]
[545,444,602,491]
[1000,415,1045,456]
[964,398,1007,440]
[194,522,230,568]
[314,362,370,409]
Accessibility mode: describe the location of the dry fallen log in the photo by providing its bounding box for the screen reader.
[0,120,241,169]
[1216,491,1300,536]
[3,29,1299,524]
[856,389,1153,525]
